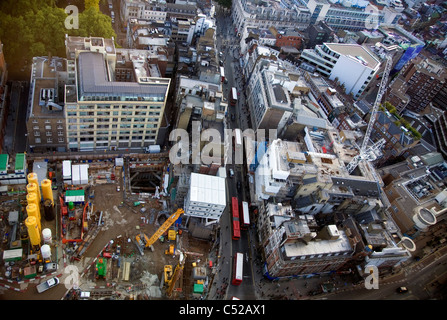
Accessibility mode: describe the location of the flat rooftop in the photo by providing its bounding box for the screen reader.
[284,229,352,258]
[325,43,380,69]
[77,52,169,100]
[188,172,226,206]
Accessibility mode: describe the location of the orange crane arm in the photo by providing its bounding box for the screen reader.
[147,208,184,248]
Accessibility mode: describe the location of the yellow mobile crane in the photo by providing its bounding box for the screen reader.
[136,208,184,251]
[166,251,186,297]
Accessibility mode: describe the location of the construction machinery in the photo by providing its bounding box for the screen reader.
[346,54,393,175]
[167,229,177,241]
[136,232,150,248]
[135,208,184,252]
[165,244,175,255]
[96,257,107,279]
[166,251,186,297]
[164,265,173,284]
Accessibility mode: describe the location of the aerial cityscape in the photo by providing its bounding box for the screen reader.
[0,0,446,303]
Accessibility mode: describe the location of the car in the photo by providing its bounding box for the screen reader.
[219,60,224,66]
[396,286,408,293]
[44,262,58,272]
[231,113,235,121]
[36,277,60,293]
[237,181,241,190]
[229,169,234,178]
[116,185,120,192]
[224,79,228,84]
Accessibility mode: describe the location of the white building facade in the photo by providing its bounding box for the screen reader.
[184,173,227,221]
[300,43,381,99]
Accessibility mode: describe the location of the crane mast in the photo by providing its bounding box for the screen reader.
[346,54,393,174]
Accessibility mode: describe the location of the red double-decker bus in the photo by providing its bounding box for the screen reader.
[241,201,250,230]
[231,196,240,240]
[232,252,244,285]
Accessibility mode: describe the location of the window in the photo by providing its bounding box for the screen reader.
[35,138,41,143]
[47,138,53,143]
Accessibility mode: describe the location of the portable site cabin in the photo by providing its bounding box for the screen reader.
[65,189,85,204]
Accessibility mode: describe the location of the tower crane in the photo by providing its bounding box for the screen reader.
[346,54,393,175]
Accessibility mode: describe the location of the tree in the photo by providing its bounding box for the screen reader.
[69,6,116,40]
[0,0,116,71]
[84,0,100,11]
[215,0,232,9]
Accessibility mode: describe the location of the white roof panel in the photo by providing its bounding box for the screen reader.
[189,173,226,206]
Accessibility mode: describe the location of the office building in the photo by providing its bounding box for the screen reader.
[232,0,311,32]
[27,55,74,153]
[300,43,381,99]
[389,56,447,113]
[27,36,171,153]
[184,172,226,221]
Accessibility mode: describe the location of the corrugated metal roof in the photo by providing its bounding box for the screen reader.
[0,154,8,172]
[14,153,25,171]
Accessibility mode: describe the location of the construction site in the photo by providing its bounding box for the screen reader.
[0,152,216,300]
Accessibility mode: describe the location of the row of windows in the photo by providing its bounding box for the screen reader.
[35,137,64,144]
[68,123,158,130]
[31,119,63,124]
[67,105,162,111]
[69,129,157,136]
[69,136,156,142]
[34,131,64,137]
[33,125,64,130]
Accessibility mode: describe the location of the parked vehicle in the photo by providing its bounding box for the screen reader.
[44,263,58,272]
[36,277,60,293]
[229,168,234,178]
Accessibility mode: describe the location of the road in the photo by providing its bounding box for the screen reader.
[3,81,29,154]
[324,246,447,300]
[212,5,259,300]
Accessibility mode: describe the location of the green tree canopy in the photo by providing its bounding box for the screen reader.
[0,0,116,69]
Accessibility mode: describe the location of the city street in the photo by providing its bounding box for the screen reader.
[3,81,29,154]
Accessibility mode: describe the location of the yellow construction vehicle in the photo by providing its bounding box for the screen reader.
[164,265,173,284]
[166,251,186,297]
[167,229,177,241]
[165,244,175,255]
[140,208,184,251]
[135,232,150,248]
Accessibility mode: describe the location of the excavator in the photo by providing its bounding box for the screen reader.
[135,208,184,252]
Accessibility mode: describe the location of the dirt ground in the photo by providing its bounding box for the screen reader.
[67,174,213,300]
[0,163,212,300]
